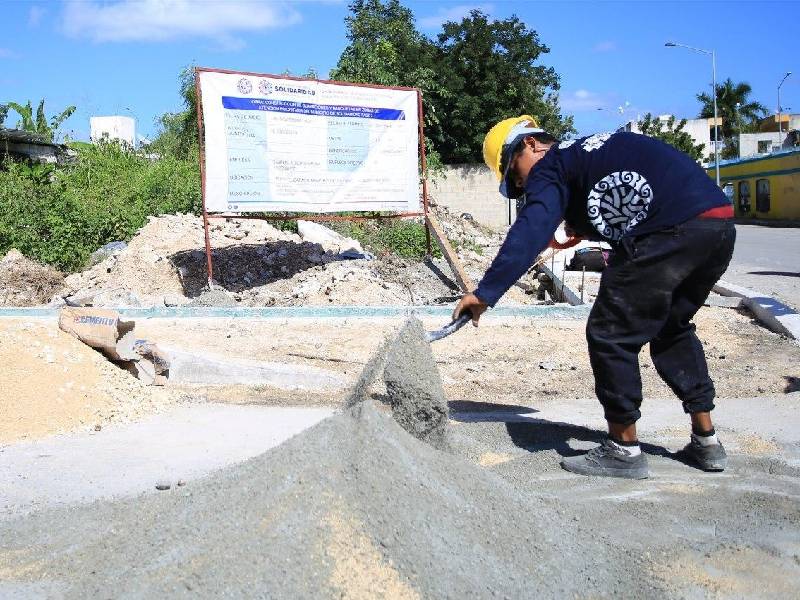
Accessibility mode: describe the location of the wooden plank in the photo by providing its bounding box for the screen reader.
[425,213,475,293]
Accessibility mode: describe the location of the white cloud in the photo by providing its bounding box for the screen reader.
[592,40,616,53]
[29,6,46,27]
[60,0,303,44]
[561,89,608,112]
[418,4,494,30]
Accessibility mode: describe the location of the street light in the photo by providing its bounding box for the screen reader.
[596,102,636,132]
[665,41,720,186]
[778,72,792,149]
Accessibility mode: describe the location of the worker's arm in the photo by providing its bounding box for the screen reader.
[454,157,568,324]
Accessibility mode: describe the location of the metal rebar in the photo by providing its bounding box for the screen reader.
[581,266,586,303]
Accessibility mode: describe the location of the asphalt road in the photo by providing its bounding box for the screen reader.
[723,224,800,310]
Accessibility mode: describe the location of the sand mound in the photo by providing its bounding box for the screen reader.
[0,400,631,598]
[0,319,180,444]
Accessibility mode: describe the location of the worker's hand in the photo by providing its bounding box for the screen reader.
[453,292,488,327]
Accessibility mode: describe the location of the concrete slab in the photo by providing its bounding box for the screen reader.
[704,294,744,308]
[161,345,347,389]
[0,403,334,518]
[453,393,800,450]
[715,279,800,342]
[0,304,592,320]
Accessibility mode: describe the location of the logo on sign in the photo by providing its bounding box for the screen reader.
[258,80,274,95]
[237,78,253,94]
[273,84,316,97]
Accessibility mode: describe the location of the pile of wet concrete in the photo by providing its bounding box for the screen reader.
[0,319,643,598]
[2,400,637,598]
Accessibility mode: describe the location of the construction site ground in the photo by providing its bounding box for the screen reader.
[2,209,799,597]
[2,305,800,597]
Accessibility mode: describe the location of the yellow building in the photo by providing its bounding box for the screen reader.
[709,149,800,220]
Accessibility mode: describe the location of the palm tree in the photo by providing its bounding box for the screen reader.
[697,78,767,159]
[6,99,76,142]
[697,78,767,139]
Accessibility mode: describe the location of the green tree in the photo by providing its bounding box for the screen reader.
[431,10,573,163]
[697,78,767,159]
[149,66,198,159]
[331,2,573,166]
[6,99,76,142]
[330,0,436,87]
[0,104,8,128]
[637,113,705,162]
[330,0,446,169]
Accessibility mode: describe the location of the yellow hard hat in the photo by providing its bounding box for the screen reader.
[483,115,545,198]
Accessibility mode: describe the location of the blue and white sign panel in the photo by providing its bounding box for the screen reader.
[198,70,420,213]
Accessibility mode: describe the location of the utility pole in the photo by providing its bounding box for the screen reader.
[778,72,792,150]
[665,41,720,186]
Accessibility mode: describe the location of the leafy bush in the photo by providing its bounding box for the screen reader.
[0,141,200,271]
[332,218,441,259]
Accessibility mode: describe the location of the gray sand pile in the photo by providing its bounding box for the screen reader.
[344,334,393,409]
[383,317,449,449]
[0,400,637,598]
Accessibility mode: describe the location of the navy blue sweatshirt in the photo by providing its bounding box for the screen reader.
[474,131,730,306]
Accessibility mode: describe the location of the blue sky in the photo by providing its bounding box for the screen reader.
[2,0,798,142]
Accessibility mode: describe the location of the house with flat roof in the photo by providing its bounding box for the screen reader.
[618,115,722,163]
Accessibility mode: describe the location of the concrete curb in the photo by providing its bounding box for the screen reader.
[714,280,800,342]
[0,304,592,320]
[733,218,800,228]
[539,265,584,306]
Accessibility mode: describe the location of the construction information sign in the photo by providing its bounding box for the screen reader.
[198,69,420,213]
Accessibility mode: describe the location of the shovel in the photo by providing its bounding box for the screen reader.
[424,310,473,343]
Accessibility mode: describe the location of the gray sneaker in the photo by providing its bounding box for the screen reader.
[682,436,727,471]
[560,439,649,479]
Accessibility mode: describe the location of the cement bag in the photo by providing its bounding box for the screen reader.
[58,307,137,361]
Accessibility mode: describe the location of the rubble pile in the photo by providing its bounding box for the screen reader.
[5,203,541,308]
[0,249,65,306]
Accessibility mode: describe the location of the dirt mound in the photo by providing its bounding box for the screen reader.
[0,400,637,598]
[55,208,540,309]
[0,250,64,307]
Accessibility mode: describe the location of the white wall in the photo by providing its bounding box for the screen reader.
[90,116,136,147]
[427,164,513,230]
[619,115,718,162]
[739,132,787,157]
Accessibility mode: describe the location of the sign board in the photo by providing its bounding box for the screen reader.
[197,69,421,213]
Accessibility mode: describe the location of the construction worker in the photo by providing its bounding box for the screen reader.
[453,115,735,479]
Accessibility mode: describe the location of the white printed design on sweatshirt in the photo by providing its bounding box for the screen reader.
[587,171,653,241]
[558,139,576,149]
[581,132,612,152]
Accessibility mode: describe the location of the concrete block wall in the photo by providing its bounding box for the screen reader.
[426,164,513,230]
